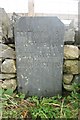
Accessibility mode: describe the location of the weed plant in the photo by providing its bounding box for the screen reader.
[0,83,80,119]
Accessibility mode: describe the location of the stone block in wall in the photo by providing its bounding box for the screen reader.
[0,36,2,43]
[64,45,79,59]
[1,59,16,73]
[0,58,2,73]
[75,30,80,45]
[63,74,80,91]
[0,27,2,43]
[63,74,73,84]
[64,29,75,43]
[0,44,16,59]
[0,58,2,62]
[0,8,13,38]
[64,60,79,74]
[63,83,73,91]
[0,35,2,43]
[0,80,2,89]
[0,26,2,31]
[0,43,8,51]
[0,79,17,90]
[78,60,80,73]
[8,44,15,48]
[72,75,80,84]
[0,74,16,80]
[64,20,77,43]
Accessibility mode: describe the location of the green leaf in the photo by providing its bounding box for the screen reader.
[19,93,25,99]
[4,89,13,96]
[0,89,4,96]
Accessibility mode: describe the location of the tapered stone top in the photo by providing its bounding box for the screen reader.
[15,17,64,97]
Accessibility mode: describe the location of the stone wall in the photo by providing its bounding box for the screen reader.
[63,45,80,91]
[0,8,79,92]
[0,8,17,91]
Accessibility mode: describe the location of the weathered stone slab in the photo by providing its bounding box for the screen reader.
[15,17,64,97]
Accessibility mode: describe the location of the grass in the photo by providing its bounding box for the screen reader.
[0,83,80,119]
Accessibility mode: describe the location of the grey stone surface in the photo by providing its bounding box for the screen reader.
[0,43,9,51]
[64,20,76,43]
[0,36,2,43]
[0,58,2,62]
[64,29,75,42]
[0,8,13,38]
[77,2,80,44]
[0,58,2,73]
[73,75,80,84]
[79,1,80,31]
[15,17,64,97]
[0,27,2,43]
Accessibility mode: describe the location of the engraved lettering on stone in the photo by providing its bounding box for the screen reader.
[15,17,64,97]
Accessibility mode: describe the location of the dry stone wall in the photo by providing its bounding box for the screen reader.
[0,8,17,91]
[0,8,79,92]
[63,45,80,91]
